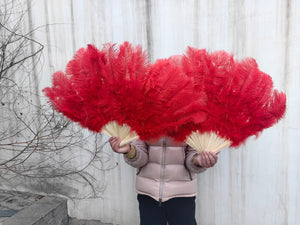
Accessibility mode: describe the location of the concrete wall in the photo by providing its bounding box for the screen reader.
[1,0,300,224]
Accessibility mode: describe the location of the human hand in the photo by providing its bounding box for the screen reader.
[193,151,218,168]
[109,137,130,154]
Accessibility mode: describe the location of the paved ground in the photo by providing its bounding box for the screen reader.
[0,190,43,223]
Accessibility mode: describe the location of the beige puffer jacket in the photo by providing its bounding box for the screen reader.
[124,136,206,202]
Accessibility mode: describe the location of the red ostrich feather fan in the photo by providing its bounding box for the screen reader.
[43,42,151,146]
[170,47,286,153]
[136,57,207,141]
[99,42,152,144]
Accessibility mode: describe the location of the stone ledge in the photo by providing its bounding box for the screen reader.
[1,196,68,225]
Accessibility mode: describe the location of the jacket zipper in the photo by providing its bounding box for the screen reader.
[159,136,166,206]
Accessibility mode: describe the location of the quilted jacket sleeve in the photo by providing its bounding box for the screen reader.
[124,139,149,168]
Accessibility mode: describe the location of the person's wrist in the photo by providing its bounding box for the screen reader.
[192,153,202,167]
[124,144,136,159]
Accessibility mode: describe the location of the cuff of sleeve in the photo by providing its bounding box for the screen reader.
[124,144,136,159]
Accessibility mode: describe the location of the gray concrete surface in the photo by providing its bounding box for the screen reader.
[0,190,115,225]
[0,190,68,225]
[0,190,42,223]
[3,196,68,225]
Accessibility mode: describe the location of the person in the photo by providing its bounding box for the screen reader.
[109,136,218,225]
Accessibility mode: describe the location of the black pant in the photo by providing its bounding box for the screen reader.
[137,194,197,225]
